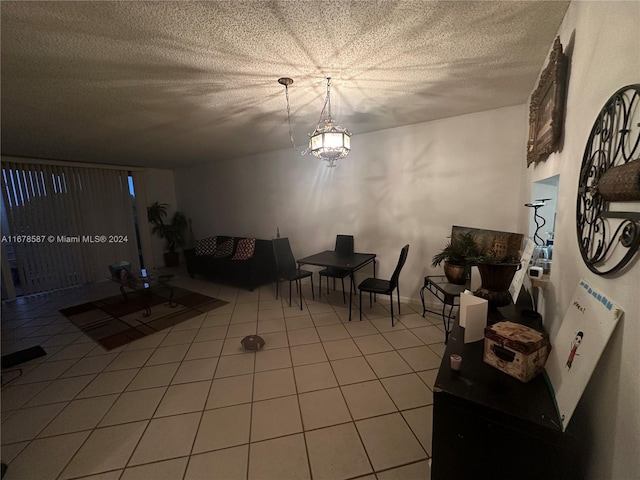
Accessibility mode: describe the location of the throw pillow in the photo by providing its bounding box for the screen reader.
[232,238,256,260]
[195,237,217,256]
[212,238,234,258]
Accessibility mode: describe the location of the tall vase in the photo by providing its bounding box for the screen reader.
[474,263,520,310]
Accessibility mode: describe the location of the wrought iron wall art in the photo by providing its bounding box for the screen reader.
[527,37,569,166]
[576,84,640,275]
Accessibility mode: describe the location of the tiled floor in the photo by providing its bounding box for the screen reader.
[1,272,447,480]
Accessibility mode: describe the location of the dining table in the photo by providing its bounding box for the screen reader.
[296,250,376,321]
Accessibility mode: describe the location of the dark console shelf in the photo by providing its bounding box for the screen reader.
[431,306,583,480]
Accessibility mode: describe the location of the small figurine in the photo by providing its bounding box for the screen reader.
[566,331,584,370]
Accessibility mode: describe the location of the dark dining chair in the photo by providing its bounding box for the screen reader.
[319,234,356,303]
[358,244,409,326]
[272,237,314,310]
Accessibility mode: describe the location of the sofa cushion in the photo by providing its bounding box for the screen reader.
[232,238,256,260]
[212,238,234,258]
[195,236,217,256]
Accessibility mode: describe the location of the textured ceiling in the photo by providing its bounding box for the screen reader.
[0,1,570,169]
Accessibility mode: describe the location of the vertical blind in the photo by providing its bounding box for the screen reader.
[1,161,139,295]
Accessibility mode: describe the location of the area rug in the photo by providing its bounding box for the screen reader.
[60,287,228,350]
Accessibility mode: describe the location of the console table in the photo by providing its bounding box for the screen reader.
[420,275,467,343]
[431,311,582,480]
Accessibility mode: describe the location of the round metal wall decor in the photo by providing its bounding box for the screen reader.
[576,84,640,275]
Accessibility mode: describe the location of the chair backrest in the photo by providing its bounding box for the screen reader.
[389,244,410,289]
[335,235,354,255]
[272,237,298,276]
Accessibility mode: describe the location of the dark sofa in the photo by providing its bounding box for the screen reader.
[183,235,277,290]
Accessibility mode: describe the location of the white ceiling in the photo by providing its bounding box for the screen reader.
[1,1,570,169]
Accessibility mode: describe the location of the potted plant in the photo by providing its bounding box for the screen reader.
[147,202,188,267]
[432,232,482,285]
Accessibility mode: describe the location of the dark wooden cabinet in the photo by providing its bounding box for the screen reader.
[431,308,582,480]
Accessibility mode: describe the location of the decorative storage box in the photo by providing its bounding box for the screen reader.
[483,321,550,383]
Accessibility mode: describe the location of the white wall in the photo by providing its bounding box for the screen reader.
[522,2,640,478]
[175,104,528,302]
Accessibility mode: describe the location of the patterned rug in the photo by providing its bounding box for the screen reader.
[60,287,227,350]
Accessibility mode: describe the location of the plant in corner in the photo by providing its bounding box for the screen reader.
[431,232,482,285]
[147,202,188,267]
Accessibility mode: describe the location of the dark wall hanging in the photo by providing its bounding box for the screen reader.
[527,37,569,166]
[576,84,640,276]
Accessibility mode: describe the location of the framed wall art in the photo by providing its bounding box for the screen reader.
[527,37,568,166]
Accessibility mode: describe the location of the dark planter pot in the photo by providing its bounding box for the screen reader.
[163,251,179,267]
[443,262,467,285]
[474,262,520,310]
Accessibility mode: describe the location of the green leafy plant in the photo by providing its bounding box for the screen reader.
[431,232,483,267]
[147,202,187,253]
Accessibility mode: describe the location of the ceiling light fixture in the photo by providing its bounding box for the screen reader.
[278,77,351,168]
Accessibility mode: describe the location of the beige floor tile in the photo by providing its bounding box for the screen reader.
[76,369,138,398]
[194,326,228,342]
[40,394,118,436]
[221,337,247,356]
[417,369,438,389]
[185,339,224,360]
[257,330,289,350]
[382,330,423,349]
[171,314,206,331]
[316,324,350,342]
[59,354,118,377]
[398,313,432,329]
[126,363,180,391]
[377,459,431,479]
[214,352,255,378]
[146,344,189,366]
[121,457,188,480]
[0,441,28,465]
[248,433,310,480]
[201,313,232,328]
[341,380,397,420]
[353,334,394,355]
[251,395,302,442]
[284,315,315,330]
[172,357,218,384]
[1,381,51,411]
[1,402,67,443]
[428,343,446,357]
[206,374,253,409]
[185,445,248,480]
[287,327,320,346]
[3,430,89,480]
[99,387,166,426]
[193,403,251,453]
[47,342,96,361]
[257,308,285,322]
[61,421,148,479]
[356,412,426,471]
[331,357,376,385]
[290,343,327,366]
[254,347,292,372]
[365,351,413,378]
[311,311,342,327]
[160,329,198,347]
[293,362,338,393]
[257,318,286,334]
[123,331,167,351]
[305,423,372,480]
[323,338,362,360]
[155,380,211,417]
[26,374,96,406]
[253,368,296,401]
[381,373,433,410]
[411,325,446,345]
[103,349,154,371]
[343,320,379,337]
[227,321,258,338]
[402,406,433,455]
[397,345,442,371]
[299,387,352,430]
[12,359,78,384]
[129,412,201,466]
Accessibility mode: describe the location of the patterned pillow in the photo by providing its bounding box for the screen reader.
[195,237,217,256]
[232,238,256,260]
[212,238,234,258]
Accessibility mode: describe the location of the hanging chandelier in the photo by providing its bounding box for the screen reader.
[278,77,351,168]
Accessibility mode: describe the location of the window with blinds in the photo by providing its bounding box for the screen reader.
[1,161,140,296]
